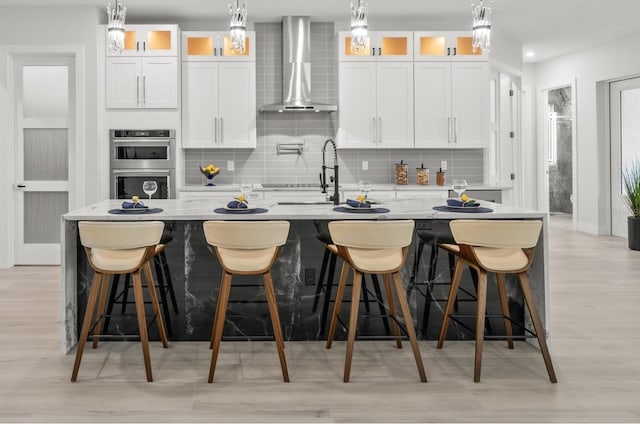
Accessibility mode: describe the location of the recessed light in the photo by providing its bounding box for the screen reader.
[525,51,535,58]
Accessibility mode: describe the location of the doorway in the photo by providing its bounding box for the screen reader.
[610,77,640,238]
[12,55,75,265]
[547,86,573,215]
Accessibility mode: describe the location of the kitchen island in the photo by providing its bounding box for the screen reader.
[60,198,548,353]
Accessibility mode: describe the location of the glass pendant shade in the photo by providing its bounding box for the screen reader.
[350,0,368,53]
[229,0,248,53]
[107,1,127,55]
[472,0,491,53]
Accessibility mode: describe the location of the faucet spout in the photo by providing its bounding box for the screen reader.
[321,139,340,205]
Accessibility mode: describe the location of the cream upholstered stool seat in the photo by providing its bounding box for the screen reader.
[325,220,427,383]
[437,219,557,383]
[203,221,291,383]
[71,221,168,382]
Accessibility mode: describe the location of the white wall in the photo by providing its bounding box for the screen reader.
[526,32,640,234]
[0,6,101,267]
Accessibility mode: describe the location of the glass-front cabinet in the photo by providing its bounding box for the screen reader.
[414,31,486,61]
[338,31,413,61]
[182,31,255,61]
[108,24,178,56]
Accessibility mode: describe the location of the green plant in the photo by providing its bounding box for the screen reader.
[622,159,640,217]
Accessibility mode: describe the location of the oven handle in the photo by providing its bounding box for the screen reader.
[112,140,172,147]
[112,169,171,176]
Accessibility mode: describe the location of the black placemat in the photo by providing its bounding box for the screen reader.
[214,208,269,214]
[433,206,493,213]
[333,206,390,214]
[108,208,164,214]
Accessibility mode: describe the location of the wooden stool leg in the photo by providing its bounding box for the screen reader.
[71,272,103,382]
[343,271,362,383]
[209,272,228,349]
[263,271,290,382]
[437,259,465,348]
[132,270,153,382]
[473,270,488,383]
[392,272,427,382]
[326,262,350,349]
[383,273,403,349]
[209,272,232,383]
[143,262,169,348]
[92,273,111,348]
[518,272,558,383]
[495,273,514,349]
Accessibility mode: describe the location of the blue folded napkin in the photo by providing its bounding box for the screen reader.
[227,200,248,209]
[121,201,148,209]
[346,199,371,208]
[446,198,479,208]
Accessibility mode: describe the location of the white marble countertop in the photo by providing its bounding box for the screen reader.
[63,198,545,221]
[179,183,511,192]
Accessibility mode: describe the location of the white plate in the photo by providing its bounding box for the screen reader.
[118,207,150,213]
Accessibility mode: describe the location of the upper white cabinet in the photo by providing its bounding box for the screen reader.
[337,61,413,149]
[182,31,255,61]
[106,56,178,109]
[182,61,256,149]
[338,31,413,61]
[414,31,487,62]
[108,24,179,56]
[414,61,488,148]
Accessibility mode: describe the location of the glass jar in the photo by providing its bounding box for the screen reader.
[416,167,429,185]
[395,161,408,185]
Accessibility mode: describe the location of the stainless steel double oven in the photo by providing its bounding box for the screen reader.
[110,129,176,199]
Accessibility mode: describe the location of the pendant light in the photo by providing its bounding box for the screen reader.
[472,0,491,53]
[229,0,248,53]
[350,0,368,53]
[107,1,127,55]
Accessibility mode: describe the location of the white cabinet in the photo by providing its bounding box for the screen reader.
[414,31,487,62]
[182,31,255,61]
[182,61,256,148]
[106,56,178,109]
[338,61,413,149]
[110,24,178,56]
[338,31,413,61]
[414,61,488,148]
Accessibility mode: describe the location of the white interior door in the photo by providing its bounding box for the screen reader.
[611,77,640,237]
[13,57,74,265]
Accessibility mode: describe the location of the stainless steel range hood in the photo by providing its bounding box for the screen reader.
[260,16,337,113]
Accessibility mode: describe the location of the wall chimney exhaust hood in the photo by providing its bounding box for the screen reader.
[260,16,337,113]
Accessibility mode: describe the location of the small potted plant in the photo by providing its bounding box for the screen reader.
[622,159,640,250]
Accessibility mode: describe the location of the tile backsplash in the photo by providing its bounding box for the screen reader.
[184,22,484,186]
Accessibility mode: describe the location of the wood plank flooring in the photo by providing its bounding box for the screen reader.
[1,215,640,422]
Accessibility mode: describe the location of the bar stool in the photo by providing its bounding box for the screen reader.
[103,223,179,336]
[437,219,557,383]
[325,220,427,383]
[71,221,168,382]
[407,221,487,337]
[203,220,290,383]
[311,221,391,335]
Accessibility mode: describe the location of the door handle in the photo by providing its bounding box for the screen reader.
[15,184,26,189]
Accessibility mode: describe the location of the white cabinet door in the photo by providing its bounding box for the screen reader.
[182,62,219,148]
[414,62,451,148]
[337,62,377,148]
[451,62,488,147]
[117,25,178,57]
[377,62,413,148]
[142,57,178,108]
[218,62,256,148]
[106,57,177,109]
[106,57,141,108]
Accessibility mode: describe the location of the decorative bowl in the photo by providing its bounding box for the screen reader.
[199,165,220,186]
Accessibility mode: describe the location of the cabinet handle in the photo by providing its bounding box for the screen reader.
[220,117,224,143]
[447,117,451,143]
[453,47,457,56]
[212,118,216,142]
[372,117,376,143]
[142,76,146,105]
[143,41,146,51]
[214,117,218,143]
[219,47,224,56]
[378,117,382,144]
[447,47,451,56]
[136,75,140,106]
[136,41,140,52]
[378,47,382,56]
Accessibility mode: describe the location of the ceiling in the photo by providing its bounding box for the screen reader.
[2,0,640,63]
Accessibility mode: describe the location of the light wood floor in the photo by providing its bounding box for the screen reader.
[1,215,640,422]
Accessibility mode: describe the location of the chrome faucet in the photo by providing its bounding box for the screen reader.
[320,139,340,205]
